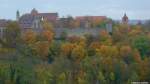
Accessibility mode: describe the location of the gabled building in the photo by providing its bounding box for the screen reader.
[18,8,58,33]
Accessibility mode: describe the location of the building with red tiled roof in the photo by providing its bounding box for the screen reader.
[76,16,107,21]
[18,8,58,32]
[0,9,111,39]
[75,16,107,28]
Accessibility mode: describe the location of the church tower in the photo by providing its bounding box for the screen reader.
[31,8,38,16]
[16,10,20,21]
[122,13,128,24]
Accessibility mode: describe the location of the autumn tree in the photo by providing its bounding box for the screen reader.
[112,24,129,44]
[99,30,112,45]
[60,43,76,58]
[22,30,37,45]
[40,19,54,43]
[21,20,55,62]
[71,45,87,63]
[4,21,21,48]
[138,58,150,81]
[96,45,119,58]
[34,41,50,61]
[119,45,134,64]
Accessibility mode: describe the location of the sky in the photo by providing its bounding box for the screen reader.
[0,0,150,20]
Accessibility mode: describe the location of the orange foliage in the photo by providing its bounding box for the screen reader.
[67,36,81,43]
[71,45,86,62]
[42,30,54,43]
[22,30,37,44]
[100,30,112,45]
[128,27,142,36]
[89,42,101,49]
[67,36,86,47]
[34,41,50,60]
[61,43,76,57]
[133,49,142,63]
[100,30,110,39]
[97,45,119,58]
[120,45,132,57]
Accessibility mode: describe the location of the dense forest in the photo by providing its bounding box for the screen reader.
[0,20,150,84]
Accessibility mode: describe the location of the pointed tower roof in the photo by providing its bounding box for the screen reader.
[123,13,128,19]
[122,13,129,24]
[17,10,19,14]
[16,10,20,21]
[31,8,38,15]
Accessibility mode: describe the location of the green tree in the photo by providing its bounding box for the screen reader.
[132,35,150,59]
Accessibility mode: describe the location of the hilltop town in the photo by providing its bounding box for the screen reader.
[0,8,150,84]
[0,8,133,39]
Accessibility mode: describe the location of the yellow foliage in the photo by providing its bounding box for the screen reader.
[89,42,101,49]
[128,27,142,36]
[61,43,76,57]
[35,64,52,84]
[138,59,150,80]
[42,30,54,43]
[71,45,87,62]
[78,37,86,47]
[22,30,37,44]
[100,30,112,45]
[120,45,132,57]
[97,45,119,58]
[41,20,54,43]
[133,49,142,63]
[42,20,53,30]
[34,41,50,60]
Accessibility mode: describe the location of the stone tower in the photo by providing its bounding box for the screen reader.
[16,10,20,21]
[122,13,128,24]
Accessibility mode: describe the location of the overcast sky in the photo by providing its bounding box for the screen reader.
[0,0,150,20]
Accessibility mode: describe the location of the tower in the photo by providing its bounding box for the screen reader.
[31,8,38,16]
[16,10,20,21]
[106,19,113,34]
[122,13,128,24]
